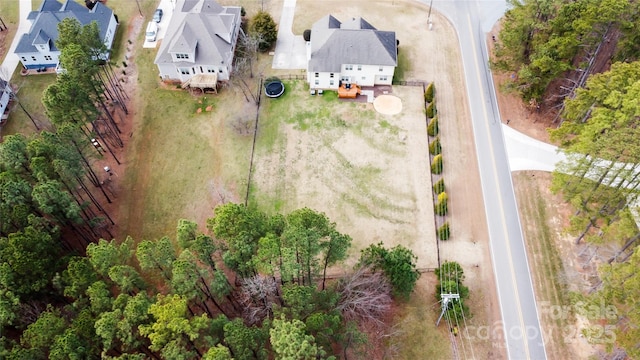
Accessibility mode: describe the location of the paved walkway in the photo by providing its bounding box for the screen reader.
[1,0,32,77]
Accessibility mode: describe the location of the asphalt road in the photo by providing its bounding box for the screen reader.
[427,0,548,358]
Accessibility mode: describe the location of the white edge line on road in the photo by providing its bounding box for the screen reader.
[454,10,511,359]
[479,15,549,360]
[466,13,531,359]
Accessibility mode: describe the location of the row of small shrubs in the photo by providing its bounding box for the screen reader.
[426,83,450,240]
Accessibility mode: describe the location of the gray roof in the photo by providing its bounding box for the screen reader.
[154,0,241,68]
[308,15,397,73]
[15,0,114,54]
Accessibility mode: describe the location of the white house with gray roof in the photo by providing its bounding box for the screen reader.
[14,0,117,71]
[154,0,242,83]
[307,15,397,90]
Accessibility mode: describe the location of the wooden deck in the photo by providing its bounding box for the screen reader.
[338,83,361,98]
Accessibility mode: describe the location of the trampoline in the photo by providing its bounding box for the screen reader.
[264,80,285,98]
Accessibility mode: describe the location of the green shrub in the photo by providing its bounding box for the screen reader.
[438,222,450,240]
[426,101,436,118]
[250,11,278,51]
[424,82,435,103]
[429,136,441,155]
[427,116,439,136]
[433,178,445,194]
[431,154,443,174]
[434,192,448,216]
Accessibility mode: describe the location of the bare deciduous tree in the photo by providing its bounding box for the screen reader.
[238,275,279,324]
[336,267,392,324]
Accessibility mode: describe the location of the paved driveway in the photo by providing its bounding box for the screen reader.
[1,0,32,76]
[142,0,175,49]
[272,0,308,70]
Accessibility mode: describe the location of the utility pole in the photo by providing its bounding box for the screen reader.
[427,0,434,31]
[436,293,460,326]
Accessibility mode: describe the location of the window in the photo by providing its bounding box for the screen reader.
[315,73,319,77]
[207,68,216,73]
[329,80,334,86]
[31,56,37,61]
[314,80,319,85]
[176,53,189,59]
[44,55,52,61]
[179,68,190,75]
[21,57,27,62]
[330,73,334,78]
[345,65,353,71]
[361,76,366,80]
[219,68,223,73]
[379,76,388,81]
[379,66,383,72]
[357,65,362,71]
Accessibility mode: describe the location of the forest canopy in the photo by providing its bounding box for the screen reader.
[0,203,421,359]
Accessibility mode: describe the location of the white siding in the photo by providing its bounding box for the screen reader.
[306,64,395,89]
[103,15,118,51]
[158,63,231,82]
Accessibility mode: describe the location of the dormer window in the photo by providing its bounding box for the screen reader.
[176,53,189,59]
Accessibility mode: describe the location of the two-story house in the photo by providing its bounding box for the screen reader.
[154,0,242,83]
[14,0,117,71]
[307,15,397,90]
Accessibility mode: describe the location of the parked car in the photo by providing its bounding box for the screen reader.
[153,8,163,23]
[145,21,158,42]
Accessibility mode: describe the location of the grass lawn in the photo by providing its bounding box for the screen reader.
[2,66,55,137]
[393,276,453,359]
[117,46,257,241]
[249,80,438,270]
[514,171,574,359]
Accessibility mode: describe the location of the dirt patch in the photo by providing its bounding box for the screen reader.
[373,95,402,115]
[95,13,145,237]
[487,24,555,143]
